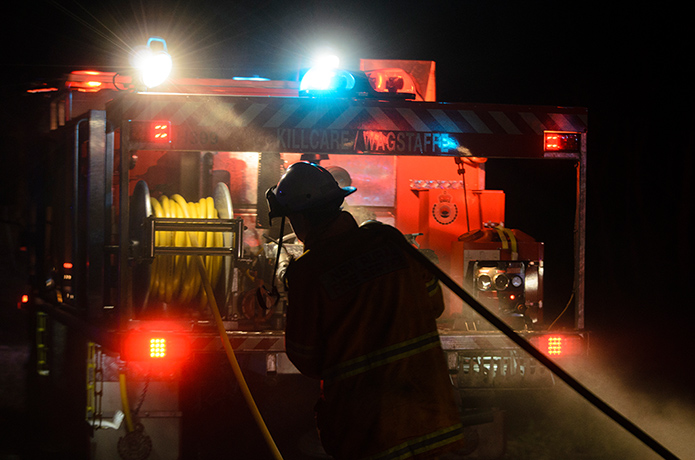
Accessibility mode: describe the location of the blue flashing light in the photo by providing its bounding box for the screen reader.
[233,76,271,81]
[300,67,356,94]
[439,134,459,153]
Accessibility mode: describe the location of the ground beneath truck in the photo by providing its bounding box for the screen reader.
[2,308,693,459]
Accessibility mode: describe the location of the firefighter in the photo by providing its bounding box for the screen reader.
[267,161,464,460]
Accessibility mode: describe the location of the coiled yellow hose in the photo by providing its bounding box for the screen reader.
[126,191,283,458]
[148,194,223,310]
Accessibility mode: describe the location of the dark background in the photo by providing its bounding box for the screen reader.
[1,0,692,457]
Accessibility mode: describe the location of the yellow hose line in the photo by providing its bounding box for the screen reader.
[494,226,508,250]
[118,372,135,433]
[502,227,518,256]
[190,245,284,460]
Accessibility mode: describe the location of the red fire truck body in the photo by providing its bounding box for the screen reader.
[27,61,587,459]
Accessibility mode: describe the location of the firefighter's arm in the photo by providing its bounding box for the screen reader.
[284,267,324,379]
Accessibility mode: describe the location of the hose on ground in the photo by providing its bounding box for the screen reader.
[189,232,284,460]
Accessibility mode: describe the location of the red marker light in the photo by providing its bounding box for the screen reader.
[122,330,189,363]
[150,338,167,358]
[130,121,172,144]
[18,294,30,309]
[153,123,169,141]
[544,131,581,152]
[63,262,73,269]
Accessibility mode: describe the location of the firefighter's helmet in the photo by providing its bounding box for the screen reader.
[266,161,356,219]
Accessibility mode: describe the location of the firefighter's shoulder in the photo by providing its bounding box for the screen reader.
[359,220,407,242]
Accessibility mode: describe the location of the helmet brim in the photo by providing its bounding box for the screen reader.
[341,186,357,197]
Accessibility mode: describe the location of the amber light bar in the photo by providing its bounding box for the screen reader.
[530,334,584,357]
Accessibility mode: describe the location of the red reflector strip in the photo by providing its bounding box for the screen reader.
[544,131,580,152]
[27,87,59,94]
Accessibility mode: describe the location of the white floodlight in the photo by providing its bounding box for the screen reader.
[133,37,173,89]
[313,54,340,69]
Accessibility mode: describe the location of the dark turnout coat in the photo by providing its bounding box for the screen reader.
[285,213,464,460]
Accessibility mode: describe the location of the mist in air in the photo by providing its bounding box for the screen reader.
[496,335,695,460]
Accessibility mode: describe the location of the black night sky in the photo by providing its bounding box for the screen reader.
[1,0,693,458]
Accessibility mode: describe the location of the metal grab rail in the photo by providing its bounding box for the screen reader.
[143,216,244,259]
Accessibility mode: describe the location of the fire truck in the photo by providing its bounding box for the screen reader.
[22,42,588,459]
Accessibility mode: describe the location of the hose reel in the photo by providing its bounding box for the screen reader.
[130,181,242,315]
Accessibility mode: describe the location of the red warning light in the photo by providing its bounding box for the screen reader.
[130,121,172,144]
[150,338,167,358]
[17,293,30,309]
[544,131,581,152]
[66,70,120,92]
[122,330,189,362]
[63,262,73,269]
[365,68,419,97]
[152,123,170,141]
